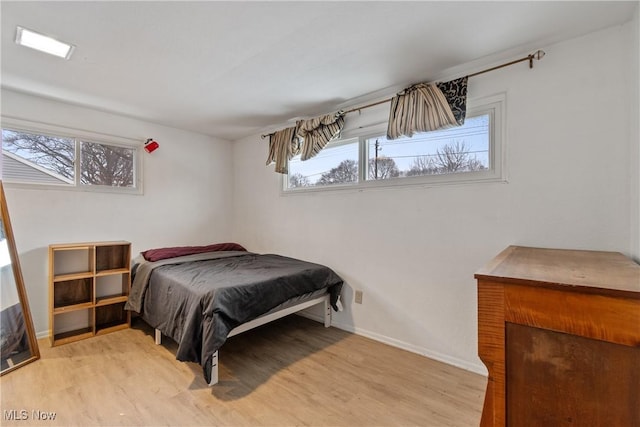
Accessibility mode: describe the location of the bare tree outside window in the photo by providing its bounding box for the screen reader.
[2,129,136,189]
[288,173,311,188]
[406,156,438,176]
[368,156,400,180]
[408,141,486,176]
[80,141,134,187]
[317,159,358,185]
[2,129,75,180]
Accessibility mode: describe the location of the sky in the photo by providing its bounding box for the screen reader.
[288,114,490,184]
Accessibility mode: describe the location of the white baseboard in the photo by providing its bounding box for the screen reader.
[38,312,488,377]
[297,311,488,377]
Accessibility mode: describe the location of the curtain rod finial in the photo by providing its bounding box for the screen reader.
[528,49,546,68]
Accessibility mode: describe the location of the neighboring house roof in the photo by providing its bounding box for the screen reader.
[1,151,73,185]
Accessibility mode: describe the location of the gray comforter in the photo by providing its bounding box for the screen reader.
[125,251,343,383]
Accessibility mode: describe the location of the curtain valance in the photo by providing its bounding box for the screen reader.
[265,50,544,174]
[265,126,299,174]
[266,78,468,173]
[265,112,345,174]
[297,112,345,161]
[436,76,468,126]
[387,76,467,140]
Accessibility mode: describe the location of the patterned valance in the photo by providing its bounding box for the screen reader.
[436,77,468,125]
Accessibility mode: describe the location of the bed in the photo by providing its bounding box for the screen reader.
[125,243,343,385]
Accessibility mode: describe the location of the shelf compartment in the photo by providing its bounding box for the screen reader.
[52,247,94,277]
[53,328,95,346]
[96,244,130,273]
[51,309,94,346]
[53,278,93,309]
[96,274,129,300]
[95,302,129,334]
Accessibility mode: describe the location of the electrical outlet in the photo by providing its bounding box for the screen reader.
[354,290,363,304]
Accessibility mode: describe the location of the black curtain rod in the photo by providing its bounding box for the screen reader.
[261,49,545,139]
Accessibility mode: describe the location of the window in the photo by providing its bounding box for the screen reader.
[1,118,141,194]
[284,95,504,192]
[79,140,135,187]
[365,114,489,181]
[287,138,359,189]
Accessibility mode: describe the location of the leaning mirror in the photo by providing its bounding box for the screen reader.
[1,180,39,375]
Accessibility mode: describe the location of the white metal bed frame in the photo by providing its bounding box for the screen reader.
[154,294,332,385]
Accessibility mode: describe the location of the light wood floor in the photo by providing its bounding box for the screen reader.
[0,316,486,426]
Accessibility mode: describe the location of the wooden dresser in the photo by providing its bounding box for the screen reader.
[475,246,640,427]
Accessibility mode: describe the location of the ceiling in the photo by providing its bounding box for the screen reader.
[1,1,636,141]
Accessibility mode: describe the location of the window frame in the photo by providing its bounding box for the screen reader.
[1,117,143,195]
[282,93,506,194]
[286,136,361,190]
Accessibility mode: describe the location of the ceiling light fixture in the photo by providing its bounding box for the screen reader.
[15,26,75,60]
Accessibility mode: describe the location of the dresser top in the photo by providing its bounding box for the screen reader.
[475,246,640,298]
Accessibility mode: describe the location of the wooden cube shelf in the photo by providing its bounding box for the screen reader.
[49,241,131,346]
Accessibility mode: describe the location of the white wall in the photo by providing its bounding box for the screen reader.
[232,21,640,373]
[1,89,234,337]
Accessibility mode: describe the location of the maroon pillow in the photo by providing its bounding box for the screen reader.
[141,242,246,262]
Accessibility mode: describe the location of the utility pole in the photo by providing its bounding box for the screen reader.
[374,138,381,179]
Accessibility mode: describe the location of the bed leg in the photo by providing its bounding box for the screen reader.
[208,351,219,386]
[155,329,162,345]
[324,297,331,328]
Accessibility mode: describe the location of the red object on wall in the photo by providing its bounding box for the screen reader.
[144,138,159,153]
